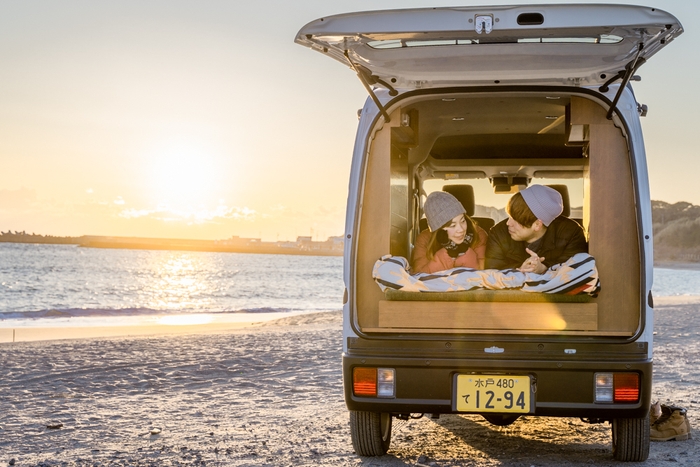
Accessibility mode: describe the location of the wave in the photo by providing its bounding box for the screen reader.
[0,307,296,321]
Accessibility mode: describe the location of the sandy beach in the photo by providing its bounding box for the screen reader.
[1,297,698,466]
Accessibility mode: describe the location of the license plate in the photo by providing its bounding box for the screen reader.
[454,374,533,413]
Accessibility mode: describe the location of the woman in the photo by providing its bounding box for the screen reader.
[411,191,488,273]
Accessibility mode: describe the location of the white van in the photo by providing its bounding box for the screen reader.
[296,4,682,462]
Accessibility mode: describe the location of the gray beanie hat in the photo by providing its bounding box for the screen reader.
[424,191,466,231]
[520,185,563,227]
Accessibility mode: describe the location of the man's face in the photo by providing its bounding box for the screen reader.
[506,217,541,243]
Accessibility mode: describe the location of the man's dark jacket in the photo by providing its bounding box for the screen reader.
[484,216,588,270]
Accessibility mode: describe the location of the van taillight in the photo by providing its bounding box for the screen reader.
[595,372,640,403]
[613,373,640,402]
[353,367,377,396]
[353,367,396,398]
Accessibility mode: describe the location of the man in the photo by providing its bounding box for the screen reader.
[485,184,587,272]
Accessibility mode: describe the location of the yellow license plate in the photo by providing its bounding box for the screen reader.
[455,375,532,413]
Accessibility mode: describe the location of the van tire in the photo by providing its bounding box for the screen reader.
[612,413,650,462]
[349,411,392,456]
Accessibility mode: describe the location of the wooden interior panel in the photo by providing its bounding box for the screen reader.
[356,110,401,328]
[390,144,409,258]
[571,97,641,333]
[376,300,598,331]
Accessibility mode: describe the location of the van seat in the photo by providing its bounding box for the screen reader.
[443,184,476,216]
[546,184,584,227]
[419,217,428,232]
[546,184,571,217]
[473,217,495,231]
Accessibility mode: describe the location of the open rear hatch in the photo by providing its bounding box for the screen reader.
[296,4,682,90]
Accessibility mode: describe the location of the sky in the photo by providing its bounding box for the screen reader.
[0,0,698,242]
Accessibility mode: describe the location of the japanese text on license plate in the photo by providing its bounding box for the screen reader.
[455,375,532,413]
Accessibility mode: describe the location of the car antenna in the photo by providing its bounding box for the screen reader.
[599,43,646,120]
[344,51,398,123]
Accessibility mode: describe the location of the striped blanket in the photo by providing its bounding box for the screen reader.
[373,253,600,296]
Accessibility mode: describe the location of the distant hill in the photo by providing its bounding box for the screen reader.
[0,231,80,245]
[652,201,700,263]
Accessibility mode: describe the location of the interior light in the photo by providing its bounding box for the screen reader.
[452,117,465,121]
[545,116,559,119]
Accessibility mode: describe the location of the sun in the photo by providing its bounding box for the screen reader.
[146,140,222,208]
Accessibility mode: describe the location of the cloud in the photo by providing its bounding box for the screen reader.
[119,208,152,219]
[118,204,257,223]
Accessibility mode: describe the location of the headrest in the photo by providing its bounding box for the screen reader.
[546,184,570,218]
[442,184,475,216]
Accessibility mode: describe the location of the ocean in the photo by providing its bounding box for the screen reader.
[1,243,699,328]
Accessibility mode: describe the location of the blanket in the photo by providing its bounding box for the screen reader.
[373,253,600,296]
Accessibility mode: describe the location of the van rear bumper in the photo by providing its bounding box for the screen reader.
[343,355,652,419]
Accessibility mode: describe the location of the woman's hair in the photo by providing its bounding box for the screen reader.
[425,214,482,260]
[506,192,538,228]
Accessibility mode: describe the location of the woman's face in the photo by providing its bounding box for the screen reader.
[443,214,468,244]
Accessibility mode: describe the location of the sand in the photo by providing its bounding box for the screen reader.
[1,299,698,466]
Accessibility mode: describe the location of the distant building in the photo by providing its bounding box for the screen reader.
[296,236,313,250]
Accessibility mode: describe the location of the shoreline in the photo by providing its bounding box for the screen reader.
[0,310,341,344]
[0,320,257,344]
[0,237,343,257]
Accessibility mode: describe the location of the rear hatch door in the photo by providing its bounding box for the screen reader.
[295,4,682,90]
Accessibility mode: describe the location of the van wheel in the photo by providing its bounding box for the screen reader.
[481,414,521,426]
[612,413,650,462]
[349,411,392,456]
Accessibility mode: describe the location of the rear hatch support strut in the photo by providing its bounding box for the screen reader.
[600,43,646,120]
[345,51,398,123]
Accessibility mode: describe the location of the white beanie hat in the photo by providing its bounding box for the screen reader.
[424,191,466,231]
[520,185,563,227]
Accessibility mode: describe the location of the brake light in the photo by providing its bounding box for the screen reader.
[353,367,395,398]
[353,367,377,396]
[594,372,640,403]
[613,373,640,402]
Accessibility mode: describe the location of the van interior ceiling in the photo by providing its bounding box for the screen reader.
[357,92,641,336]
